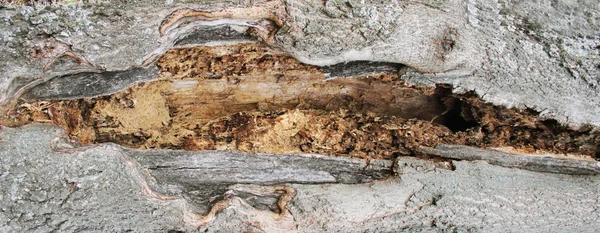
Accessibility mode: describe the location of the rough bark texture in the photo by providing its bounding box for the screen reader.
[0,0,598,126]
[1,125,600,232]
[1,0,599,232]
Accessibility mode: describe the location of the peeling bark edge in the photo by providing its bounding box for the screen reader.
[418,144,600,175]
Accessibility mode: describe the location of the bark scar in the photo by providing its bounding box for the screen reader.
[158,0,286,42]
[434,27,459,62]
[188,185,297,228]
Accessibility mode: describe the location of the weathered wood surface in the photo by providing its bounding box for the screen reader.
[129,149,393,186]
[23,66,159,100]
[419,144,600,175]
[127,149,393,218]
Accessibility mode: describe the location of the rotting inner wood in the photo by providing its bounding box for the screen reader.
[1,43,599,160]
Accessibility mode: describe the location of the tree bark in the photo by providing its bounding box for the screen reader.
[0,1,599,232]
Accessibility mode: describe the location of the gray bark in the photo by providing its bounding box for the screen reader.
[1,0,599,232]
[1,125,599,232]
[0,0,598,126]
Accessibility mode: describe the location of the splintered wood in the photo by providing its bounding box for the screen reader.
[1,43,599,160]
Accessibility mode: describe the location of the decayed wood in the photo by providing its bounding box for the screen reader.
[418,144,600,175]
[128,149,393,187]
[7,43,598,161]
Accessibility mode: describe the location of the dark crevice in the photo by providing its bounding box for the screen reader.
[433,84,478,132]
[442,100,478,132]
